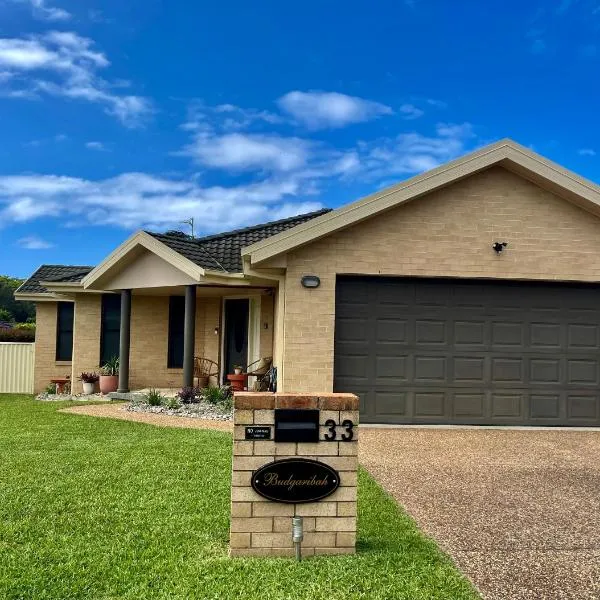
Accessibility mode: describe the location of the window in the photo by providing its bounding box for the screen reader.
[100,294,121,367]
[55,302,74,361]
[168,296,185,368]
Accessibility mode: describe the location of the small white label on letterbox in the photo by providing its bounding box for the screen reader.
[245,426,271,440]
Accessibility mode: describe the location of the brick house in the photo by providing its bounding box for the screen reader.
[16,139,600,426]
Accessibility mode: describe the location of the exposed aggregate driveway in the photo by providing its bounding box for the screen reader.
[360,427,600,600]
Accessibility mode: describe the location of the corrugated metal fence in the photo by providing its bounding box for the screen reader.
[0,342,35,393]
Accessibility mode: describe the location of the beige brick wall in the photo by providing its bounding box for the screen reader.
[230,393,358,557]
[34,301,73,393]
[282,166,600,392]
[71,294,102,394]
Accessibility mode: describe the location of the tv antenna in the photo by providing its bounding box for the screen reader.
[181,217,195,238]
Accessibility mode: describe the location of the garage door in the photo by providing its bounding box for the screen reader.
[334,277,600,425]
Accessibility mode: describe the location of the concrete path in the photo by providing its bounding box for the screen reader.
[360,427,600,600]
[60,403,232,432]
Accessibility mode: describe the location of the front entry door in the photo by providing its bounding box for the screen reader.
[224,299,249,376]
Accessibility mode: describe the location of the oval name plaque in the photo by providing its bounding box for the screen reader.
[251,458,340,503]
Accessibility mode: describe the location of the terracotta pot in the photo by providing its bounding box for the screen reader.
[99,375,118,394]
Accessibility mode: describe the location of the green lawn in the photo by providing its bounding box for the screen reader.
[0,395,478,600]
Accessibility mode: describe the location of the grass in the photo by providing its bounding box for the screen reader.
[0,395,478,600]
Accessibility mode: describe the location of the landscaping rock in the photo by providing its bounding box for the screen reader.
[125,400,233,421]
[36,392,109,402]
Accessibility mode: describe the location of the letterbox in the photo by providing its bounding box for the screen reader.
[274,408,319,443]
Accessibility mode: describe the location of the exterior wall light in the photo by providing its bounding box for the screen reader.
[301,275,320,289]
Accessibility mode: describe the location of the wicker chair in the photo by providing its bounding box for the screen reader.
[193,357,219,389]
[246,357,273,391]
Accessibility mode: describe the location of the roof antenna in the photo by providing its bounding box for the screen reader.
[181,217,195,238]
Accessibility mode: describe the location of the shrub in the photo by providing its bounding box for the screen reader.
[177,386,201,404]
[78,372,99,384]
[145,388,164,406]
[0,328,34,342]
[100,356,119,376]
[44,383,57,394]
[201,385,233,406]
[162,396,181,410]
[14,322,36,331]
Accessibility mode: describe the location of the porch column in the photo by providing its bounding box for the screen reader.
[117,289,132,393]
[183,284,197,388]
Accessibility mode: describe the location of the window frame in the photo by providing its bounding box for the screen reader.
[167,295,186,369]
[55,301,74,362]
[100,294,121,367]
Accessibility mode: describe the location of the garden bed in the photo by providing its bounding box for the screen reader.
[125,398,233,421]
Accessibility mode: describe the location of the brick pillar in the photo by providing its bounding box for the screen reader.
[230,392,359,557]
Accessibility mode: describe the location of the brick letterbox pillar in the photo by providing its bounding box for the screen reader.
[230,392,359,557]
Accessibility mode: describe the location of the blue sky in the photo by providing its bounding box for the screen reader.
[1,0,600,277]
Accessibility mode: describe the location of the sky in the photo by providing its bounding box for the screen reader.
[1,0,600,278]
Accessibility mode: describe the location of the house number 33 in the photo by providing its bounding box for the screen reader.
[323,419,354,441]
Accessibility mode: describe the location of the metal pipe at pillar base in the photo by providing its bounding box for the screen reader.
[292,516,303,561]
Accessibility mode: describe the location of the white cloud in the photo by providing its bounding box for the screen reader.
[0,31,151,126]
[85,141,106,151]
[399,103,424,120]
[182,133,313,172]
[17,235,54,249]
[355,122,475,178]
[9,0,71,21]
[277,90,393,129]
[0,171,323,232]
[578,148,596,156]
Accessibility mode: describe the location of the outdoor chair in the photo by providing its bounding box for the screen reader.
[193,357,219,389]
[246,357,273,391]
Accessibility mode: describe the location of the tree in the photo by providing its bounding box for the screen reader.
[0,276,35,323]
[0,308,13,323]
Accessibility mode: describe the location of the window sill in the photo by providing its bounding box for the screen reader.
[55,360,72,366]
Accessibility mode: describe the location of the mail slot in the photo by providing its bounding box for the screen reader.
[274,409,320,443]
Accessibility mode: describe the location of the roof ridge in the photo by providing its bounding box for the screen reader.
[190,208,332,245]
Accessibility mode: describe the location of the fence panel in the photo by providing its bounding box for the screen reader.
[0,342,35,393]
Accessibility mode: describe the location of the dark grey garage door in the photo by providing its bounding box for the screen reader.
[334,277,600,425]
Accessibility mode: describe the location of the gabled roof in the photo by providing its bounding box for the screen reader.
[79,208,331,290]
[146,209,331,273]
[16,265,94,295]
[242,138,600,265]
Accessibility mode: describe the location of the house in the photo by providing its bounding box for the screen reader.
[15,139,600,426]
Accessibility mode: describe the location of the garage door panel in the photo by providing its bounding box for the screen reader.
[567,359,598,385]
[491,322,524,347]
[567,395,599,420]
[530,394,561,419]
[491,357,524,383]
[530,358,561,384]
[453,392,486,418]
[414,391,446,417]
[374,391,407,417]
[491,393,524,418]
[375,355,409,383]
[415,320,447,344]
[414,356,446,381]
[376,318,408,342]
[530,323,562,349]
[454,320,487,346]
[567,324,599,349]
[334,277,600,426]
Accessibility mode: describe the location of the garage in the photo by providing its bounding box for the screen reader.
[334,276,600,425]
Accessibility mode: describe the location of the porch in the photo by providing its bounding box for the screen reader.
[71,284,276,395]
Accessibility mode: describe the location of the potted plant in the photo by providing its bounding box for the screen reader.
[78,372,99,395]
[234,365,244,375]
[99,356,119,394]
